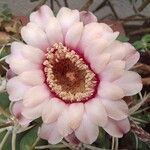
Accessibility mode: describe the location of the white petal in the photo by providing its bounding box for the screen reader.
[39,122,63,144]
[114,71,142,96]
[7,54,40,75]
[80,11,97,25]
[57,108,73,137]
[11,42,45,64]
[22,100,48,119]
[30,5,54,30]
[21,23,49,50]
[103,118,130,138]
[45,17,63,47]
[68,103,84,130]
[65,22,83,49]
[23,85,50,107]
[98,81,124,100]
[101,60,125,81]
[42,98,66,123]
[12,101,32,126]
[89,53,110,74]
[7,77,30,101]
[102,99,129,120]
[81,22,113,50]
[57,7,80,35]
[75,113,99,144]
[125,52,140,70]
[19,70,45,86]
[85,98,107,127]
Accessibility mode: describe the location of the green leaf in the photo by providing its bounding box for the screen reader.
[142,34,150,43]
[20,126,39,150]
[133,41,144,49]
[0,92,10,109]
[117,35,129,42]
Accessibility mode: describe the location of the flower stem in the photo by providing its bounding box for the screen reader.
[35,144,67,149]
[0,130,11,149]
[111,137,115,150]
[83,144,105,150]
[12,128,16,150]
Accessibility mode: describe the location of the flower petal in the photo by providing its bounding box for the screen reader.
[102,99,129,120]
[103,118,130,138]
[98,81,124,100]
[125,52,140,70]
[19,70,44,86]
[75,113,99,144]
[81,22,113,50]
[42,98,66,123]
[101,60,125,81]
[89,53,111,74]
[85,98,107,127]
[57,108,73,137]
[6,54,40,75]
[21,23,49,50]
[6,77,30,101]
[45,17,63,47]
[30,5,54,30]
[39,122,63,144]
[22,100,48,119]
[23,85,50,107]
[80,11,97,25]
[57,7,80,35]
[65,22,83,49]
[19,43,45,64]
[114,71,142,96]
[68,103,84,130]
[12,101,32,126]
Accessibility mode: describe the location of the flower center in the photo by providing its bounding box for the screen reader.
[43,43,99,103]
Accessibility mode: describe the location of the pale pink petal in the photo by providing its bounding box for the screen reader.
[98,81,124,100]
[12,101,32,127]
[103,118,130,138]
[57,108,73,137]
[65,133,80,145]
[6,54,40,75]
[6,69,16,80]
[65,22,83,49]
[42,98,66,123]
[88,53,110,74]
[114,71,142,96]
[22,100,48,119]
[85,98,107,127]
[10,42,45,64]
[104,41,132,61]
[21,45,45,64]
[39,122,63,144]
[23,85,50,107]
[45,17,63,47]
[57,7,80,35]
[75,113,99,144]
[83,32,119,56]
[80,11,97,25]
[104,42,139,70]
[125,52,140,70]
[6,77,30,101]
[68,103,84,130]
[19,70,44,86]
[81,22,113,50]
[21,23,49,50]
[30,5,54,30]
[101,60,125,81]
[102,99,129,120]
